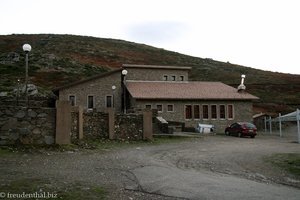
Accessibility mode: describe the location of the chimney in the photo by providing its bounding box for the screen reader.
[237,74,246,92]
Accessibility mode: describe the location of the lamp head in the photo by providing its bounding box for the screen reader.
[122,69,128,76]
[22,44,32,53]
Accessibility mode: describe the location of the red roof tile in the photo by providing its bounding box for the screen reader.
[126,81,259,100]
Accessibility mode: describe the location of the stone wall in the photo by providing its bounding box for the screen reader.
[71,110,145,141]
[0,105,150,145]
[114,113,143,140]
[0,106,56,145]
[83,112,109,139]
[71,111,109,141]
[71,111,79,141]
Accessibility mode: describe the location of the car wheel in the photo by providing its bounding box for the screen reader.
[225,131,230,136]
[238,132,242,138]
[251,135,255,138]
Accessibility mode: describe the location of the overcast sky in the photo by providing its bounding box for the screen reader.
[1,0,300,74]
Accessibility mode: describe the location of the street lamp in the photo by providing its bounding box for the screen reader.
[122,69,128,113]
[122,69,128,76]
[112,85,116,108]
[16,79,20,106]
[22,44,31,107]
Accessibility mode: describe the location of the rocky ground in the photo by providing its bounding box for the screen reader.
[0,131,299,199]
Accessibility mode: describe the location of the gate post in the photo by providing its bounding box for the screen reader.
[107,108,115,140]
[297,109,300,144]
[56,100,71,144]
[143,110,153,140]
[78,106,83,140]
[269,116,272,134]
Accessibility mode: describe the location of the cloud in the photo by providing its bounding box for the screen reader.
[126,21,188,45]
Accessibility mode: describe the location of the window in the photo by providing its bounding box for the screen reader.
[171,75,176,81]
[106,95,112,108]
[180,76,184,81]
[185,105,192,120]
[163,75,168,81]
[230,123,238,128]
[219,105,225,119]
[87,95,94,109]
[157,104,163,113]
[211,105,217,119]
[69,95,76,106]
[228,105,234,119]
[145,104,152,109]
[167,104,174,112]
[203,105,209,119]
[194,105,200,119]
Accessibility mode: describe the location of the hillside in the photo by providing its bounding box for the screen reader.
[1,34,300,113]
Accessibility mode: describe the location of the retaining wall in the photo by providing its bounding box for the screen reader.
[0,106,56,145]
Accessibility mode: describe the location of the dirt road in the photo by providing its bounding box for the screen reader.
[1,134,299,199]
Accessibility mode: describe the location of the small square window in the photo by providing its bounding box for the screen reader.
[69,95,76,106]
[180,76,184,81]
[87,95,94,109]
[145,104,152,109]
[163,75,168,81]
[157,105,163,113]
[167,105,174,112]
[171,76,176,81]
[106,96,112,108]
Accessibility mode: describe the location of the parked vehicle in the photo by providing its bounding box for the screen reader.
[225,122,257,138]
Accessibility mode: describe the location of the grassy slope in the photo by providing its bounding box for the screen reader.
[1,34,300,113]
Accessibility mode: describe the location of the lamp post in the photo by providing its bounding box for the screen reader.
[22,44,31,107]
[122,69,128,114]
[16,79,20,106]
[112,85,116,108]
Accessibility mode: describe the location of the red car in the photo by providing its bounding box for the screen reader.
[225,122,257,138]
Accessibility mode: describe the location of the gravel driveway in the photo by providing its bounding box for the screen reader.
[1,134,300,199]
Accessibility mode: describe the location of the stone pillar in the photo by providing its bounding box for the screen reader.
[56,100,71,144]
[143,110,153,140]
[78,106,83,140]
[107,108,115,140]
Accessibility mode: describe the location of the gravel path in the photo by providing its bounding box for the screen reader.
[0,133,299,199]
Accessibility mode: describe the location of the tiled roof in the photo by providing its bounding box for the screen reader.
[122,64,192,70]
[126,81,259,100]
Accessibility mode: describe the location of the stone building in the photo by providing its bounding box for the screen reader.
[123,64,190,81]
[54,64,259,133]
[55,69,123,113]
